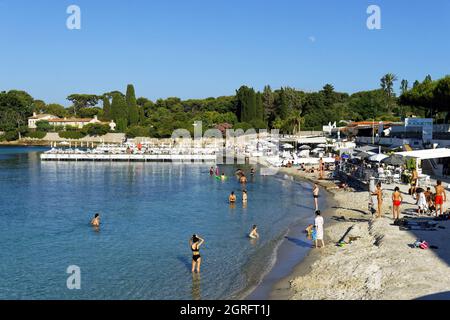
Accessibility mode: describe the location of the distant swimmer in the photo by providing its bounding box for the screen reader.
[240,174,247,184]
[249,225,259,239]
[190,234,205,273]
[215,166,220,176]
[229,191,237,203]
[90,213,100,227]
[221,173,227,181]
[209,167,214,176]
[250,168,255,176]
[242,190,248,203]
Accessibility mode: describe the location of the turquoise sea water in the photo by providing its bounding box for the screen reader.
[0,146,317,300]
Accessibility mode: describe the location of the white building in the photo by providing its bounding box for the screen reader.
[28,113,57,129]
[28,113,116,131]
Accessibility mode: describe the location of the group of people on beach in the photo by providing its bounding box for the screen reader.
[370,178,447,220]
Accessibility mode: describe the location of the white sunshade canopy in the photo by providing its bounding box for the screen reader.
[282,143,294,149]
[368,153,389,162]
[395,148,450,160]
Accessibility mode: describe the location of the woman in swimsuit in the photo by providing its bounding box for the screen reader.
[392,187,403,220]
[190,234,205,273]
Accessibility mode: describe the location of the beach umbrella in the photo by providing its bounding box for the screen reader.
[299,145,311,150]
[317,144,327,148]
[368,153,389,162]
[381,154,405,166]
[341,154,350,159]
[356,151,373,160]
[282,143,294,149]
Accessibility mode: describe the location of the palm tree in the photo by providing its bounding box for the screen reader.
[400,79,409,95]
[380,73,398,98]
[381,73,398,114]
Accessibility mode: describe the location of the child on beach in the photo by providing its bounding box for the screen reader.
[417,189,428,215]
[392,187,403,220]
[314,210,325,248]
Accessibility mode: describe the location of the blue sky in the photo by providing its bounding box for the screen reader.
[1,0,449,105]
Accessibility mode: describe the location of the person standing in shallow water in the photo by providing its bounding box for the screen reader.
[314,210,325,248]
[190,234,205,273]
[313,183,319,211]
[90,213,100,227]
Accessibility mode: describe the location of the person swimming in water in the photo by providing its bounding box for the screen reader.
[242,190,248,203]
[90,213,100,227]
[249,225,259,239]
[209,167,214,176]
[250,168,255,176]
[190,234,205,273]
[215,166,220,176]
[229,191,237,203]
[240,174,247,184]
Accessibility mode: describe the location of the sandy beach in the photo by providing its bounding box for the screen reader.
[269,167,450,300]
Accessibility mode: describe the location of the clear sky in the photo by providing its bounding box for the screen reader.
[1,0,449,105]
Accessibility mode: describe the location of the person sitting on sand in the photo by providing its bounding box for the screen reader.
[434,180,447,216]
[392,187,403,220]
[371,182,383,218]
[190,234,205,273]
[249,225,259,239]
[90,213,100,227]
[229,191,237,203]
[314,210,324,248]
[242,190,248,203]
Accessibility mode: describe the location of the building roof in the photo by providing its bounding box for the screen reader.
[48,118,96,123]
[29,114,56,119]
[396,148,450,160]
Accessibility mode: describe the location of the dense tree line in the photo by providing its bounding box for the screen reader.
[1,75,449,141]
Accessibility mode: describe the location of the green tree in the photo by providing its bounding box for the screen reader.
[110,94,128,132]
[126,84,139,126]
[400,79,409,95]
[66,94,100,116]
[102,96,111,120]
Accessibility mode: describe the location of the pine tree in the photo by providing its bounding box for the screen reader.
[126,84,139,126]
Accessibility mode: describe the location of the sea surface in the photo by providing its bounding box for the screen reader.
[0,146,318,300]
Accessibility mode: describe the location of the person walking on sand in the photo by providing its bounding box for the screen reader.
[434,180,447,216]
[371,182,383,218]
[313,183,319,211]
[392,187,403,220]
[190,234,205,273]
[314,210,325,248]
